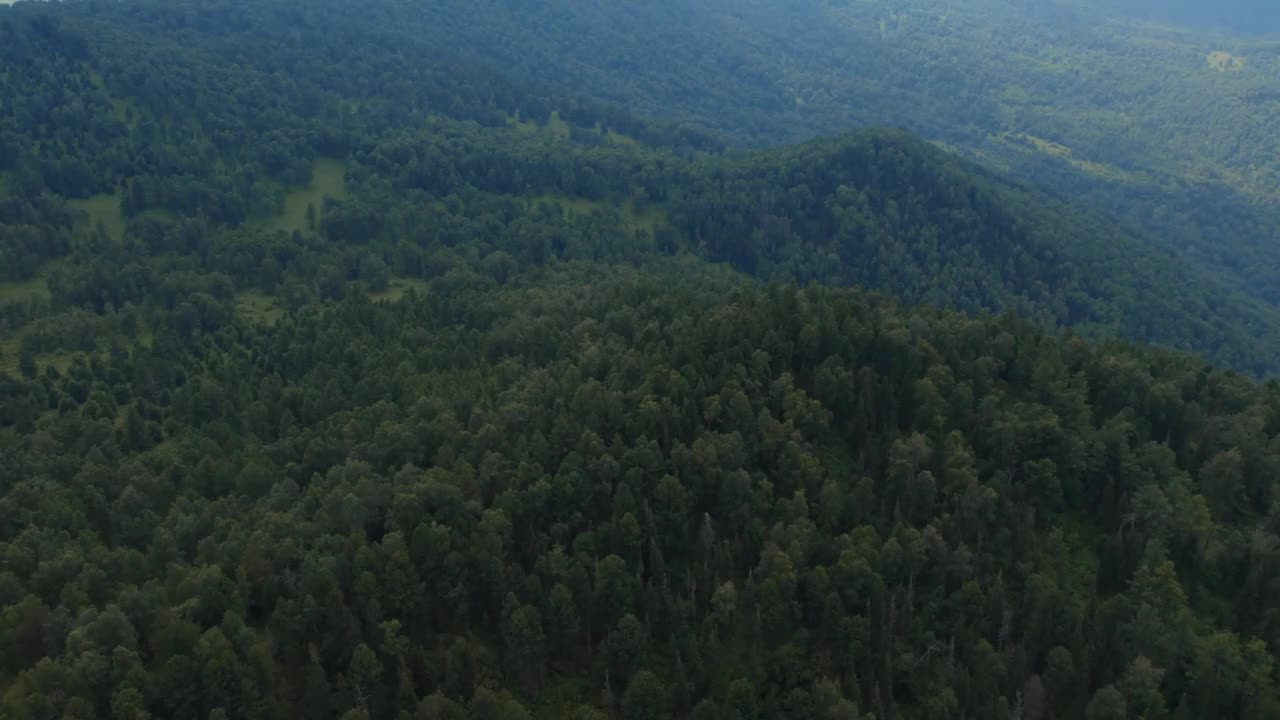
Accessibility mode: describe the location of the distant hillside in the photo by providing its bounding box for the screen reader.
[1,0,1279,375]
[405,0,1280,308]
[1,3,1279,720]
[668,130,1280,374]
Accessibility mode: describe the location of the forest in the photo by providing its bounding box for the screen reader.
[411,0,1280,308]
[1,0,1278,373]
[1,1,1279,719]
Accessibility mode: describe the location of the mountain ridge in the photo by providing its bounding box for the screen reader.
[1,0,1278,373]
[1,2,1279,719]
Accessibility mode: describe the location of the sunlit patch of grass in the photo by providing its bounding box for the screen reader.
[996,132,1133,182]
[0,339,74,378]
[264,158,348,234]
[0,274,92,377]
[0,337,19,375]
[1005,132,1072,158]
[604,127,638,146]
[85,66,139,127]
[235,290,285,325]
[509,110,638,145]
[1207,51,1246,72]
[508,111,573,141]
[0,271,54,376]
[545,111,571,141]
[368,277,430,303]
[509,115,538,134]
[529,193,668,237]
[44,352,74,374]
[927,139,982,161]
[0,274,50,306]
[68,191,126,239]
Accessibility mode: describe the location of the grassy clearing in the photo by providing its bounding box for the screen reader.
[42,352,74,375]
[0,270,88,377]
[0,274,50,306]
[509,110,638,146]
[68,191,126,239]
[530,193,668,236]
[0,272,54,375]
[236,277,426,324]
[603,127,638,146]
[509,111,573,141]
[543,111,571,141]
[997,132,1133,182]
[85,67,138,127]
[235,290,285,325]
[928,138,989,163]
[265,158,348,234]
[510,115,537,134]
[1207,51,1246,72]
[0,337,74,378]
[0,337,18,375]
[368,277,429,303]
[1006,132,1072,158]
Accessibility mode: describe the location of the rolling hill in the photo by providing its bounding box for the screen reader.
[404,0,1280,307]
[1,4,1279,718]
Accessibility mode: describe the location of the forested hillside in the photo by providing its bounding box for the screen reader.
[1,1,1279,720]
[412,0,1280,307]
[3,264,1280,719]
[2,0,1278,373]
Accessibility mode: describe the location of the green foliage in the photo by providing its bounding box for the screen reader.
[1,264,1278,717]
[1,1,1279,718]
[623,671,669,720]
[265,158,348,234]
[2,0,1279,374]
[408,0,1280,308]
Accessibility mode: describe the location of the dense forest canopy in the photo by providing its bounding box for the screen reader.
[408,0,1280,307]
[0,1,1278,719]
[1,0,1278,373]
[4,262,1280,720]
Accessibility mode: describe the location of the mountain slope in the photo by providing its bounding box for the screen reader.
[3,264,1280,718]
[407,0,1280,306]
[1,1,1279,373]
[668,130,1280,372]
[0,2,1278,719]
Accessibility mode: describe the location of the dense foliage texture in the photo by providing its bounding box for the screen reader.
[1,1,1279,720]
[2,268,1280,719]
[412,0,1280,306]
[1,0,1279,374]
